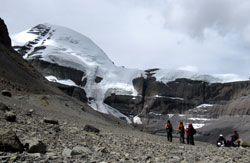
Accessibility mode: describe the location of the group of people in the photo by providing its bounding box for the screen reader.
[217,129,240,147]
[165,120,196,145]
[165,120,241,147]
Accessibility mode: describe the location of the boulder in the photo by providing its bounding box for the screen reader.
[62,147,72,157]
[26,109,34,117]
[25,138,47,154]
[43,118,59,125]
[238,138,250,147]
[1,90,12,97]
[84,125,100,133]
[62,146,92,157]
[72,145,92,155]
[0,128,24,152]
[4,111,16,122]
[0,102,10,112]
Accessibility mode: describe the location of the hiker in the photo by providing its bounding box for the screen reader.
[230,129,239,147]
[177,121,185,144]
[165,120,173,142]
[186,123,196,145]
[217,134,226,147]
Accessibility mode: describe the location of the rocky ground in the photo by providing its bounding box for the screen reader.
[1,92,250,163]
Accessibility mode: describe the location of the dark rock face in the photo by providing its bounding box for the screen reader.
[95,76,103,83]
[0,18,11,47]
[55,83,87,103]
[72,87,88,103]
[104,95,143,116]
[27,60,89,103]
[105,77,250,118]
[0,128,24,152]
[29,59,85,85]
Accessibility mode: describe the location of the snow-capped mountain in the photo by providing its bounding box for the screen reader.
[12,23,247,123]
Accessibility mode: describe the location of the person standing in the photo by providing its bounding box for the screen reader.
[165,120,173,142]
[186,123,196,145]
[177,121,185,144]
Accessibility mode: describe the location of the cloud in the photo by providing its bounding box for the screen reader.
[1,0,250,78]
[162,0,250,41]
[177,65,199,72]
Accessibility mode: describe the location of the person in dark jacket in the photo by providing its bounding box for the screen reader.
[217,134,226,147]
[231,129,239,147]
[165,120,173,142]
[177,121,185,144]
[186,123,196,145]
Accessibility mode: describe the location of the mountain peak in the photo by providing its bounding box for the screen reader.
[12,23,114,71]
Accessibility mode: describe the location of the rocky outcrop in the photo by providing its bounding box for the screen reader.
[0,18,11,47]
[29,59,85,85]
[55,83,87,103]
[4,111,16,122]
[0,128,24,152]
[95,76,103,83]
[105,77,250,118]
[25,139,47,154]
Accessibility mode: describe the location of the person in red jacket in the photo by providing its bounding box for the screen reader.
[186,123,196,145]
[177,121,185,144]
[230,129,239,147]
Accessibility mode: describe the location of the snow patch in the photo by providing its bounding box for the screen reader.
[188,118,211,121]
[196,104,214,108]
[149,112,162,116]
[12,30,37,45]
[152,69,247,84]
[45,75,78,86]
[168,114,174,118]
[152,95,184,100]
[192,123,205,129]
[133,116,143,124]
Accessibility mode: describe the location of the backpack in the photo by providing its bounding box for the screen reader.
[193,128,196,135]
[180,125,185,134]
[165,123,168,129]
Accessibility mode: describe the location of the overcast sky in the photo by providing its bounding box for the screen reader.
[1,0,250,78]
